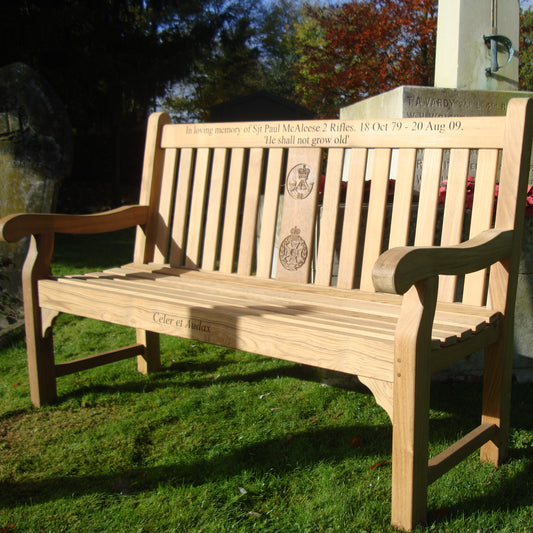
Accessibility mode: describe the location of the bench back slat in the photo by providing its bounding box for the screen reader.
[137,101,532,310]
[337,148,368,289]
[389,148,417,249]
[315,148,344,286]
[463,149,500,305]
[438,149,470,302]
[256,148,284,278]
[202,148,228,270]
[276,147,322,283]
[360,149,392,291]
[237,148,264,276]
[169,148,193,266]
[219,148,246,273]
[185,147,210,268]
[415,148,443,247]
[152,147,178,264]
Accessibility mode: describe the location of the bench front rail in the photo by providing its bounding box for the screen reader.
[2,98,532,530]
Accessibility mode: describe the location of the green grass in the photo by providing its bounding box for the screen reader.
[1,231,533,532]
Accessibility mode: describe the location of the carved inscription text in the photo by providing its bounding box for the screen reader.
[153,312,211,333]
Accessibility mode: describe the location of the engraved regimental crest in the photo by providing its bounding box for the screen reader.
[279,227,308,271]
[287,164,314,200]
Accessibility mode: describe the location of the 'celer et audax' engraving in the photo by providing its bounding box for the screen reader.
[153,312,211,333]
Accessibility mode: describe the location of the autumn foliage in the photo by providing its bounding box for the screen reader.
[292,0,437,118]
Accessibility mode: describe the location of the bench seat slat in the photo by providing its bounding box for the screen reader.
[93,274,492,341]
[103,266,497,331]
[50,268,499,349]
[117,263,501,321]
[38,278,396,382]
[57,276,407,342]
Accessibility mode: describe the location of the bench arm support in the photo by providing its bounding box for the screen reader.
[0,205,149,243]
[372,228,513,295]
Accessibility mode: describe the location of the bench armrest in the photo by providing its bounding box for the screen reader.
[0,205,149,243]
[372,228,513,295]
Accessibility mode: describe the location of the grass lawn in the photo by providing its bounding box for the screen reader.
[1,230,533,532]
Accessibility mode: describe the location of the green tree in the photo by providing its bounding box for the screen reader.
[162,0,304,122]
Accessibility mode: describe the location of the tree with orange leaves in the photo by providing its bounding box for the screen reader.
[292,0,437,118]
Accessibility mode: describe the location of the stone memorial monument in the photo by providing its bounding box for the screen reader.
[340,0,533,381]
[0,63,72,333]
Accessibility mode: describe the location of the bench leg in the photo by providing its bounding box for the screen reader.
[391,278,436,530]
[136,329,161,374]
[25,315,56,407]
[391,358,431,531]
[480,335,513,466]
[22,234,57,407]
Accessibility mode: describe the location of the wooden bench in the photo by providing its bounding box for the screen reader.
[1,98,532,530]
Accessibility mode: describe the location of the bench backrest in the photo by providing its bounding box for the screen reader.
[134,98,533,309]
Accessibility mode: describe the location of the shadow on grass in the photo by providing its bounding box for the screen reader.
[2,414,533,525]
[0,422,393,509]
[51,360,336,405]
[3,348,533,524]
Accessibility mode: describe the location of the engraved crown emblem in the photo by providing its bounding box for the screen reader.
[297,165,310,178]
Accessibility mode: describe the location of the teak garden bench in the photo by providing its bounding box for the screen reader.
[1,98,532,530]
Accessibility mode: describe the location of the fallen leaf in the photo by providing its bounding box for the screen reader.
[12,382,21,387]
[0,525,16,533]
[349,436,365,447]
[432,507,448,518]
[370,461,390,470]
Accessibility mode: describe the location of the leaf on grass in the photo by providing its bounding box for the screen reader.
[349,436,365,447]
[12,382,21,387]
[308,416,317,423]
[0,525,16,532]
[370,461,389,470]
[432,507,448,518]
